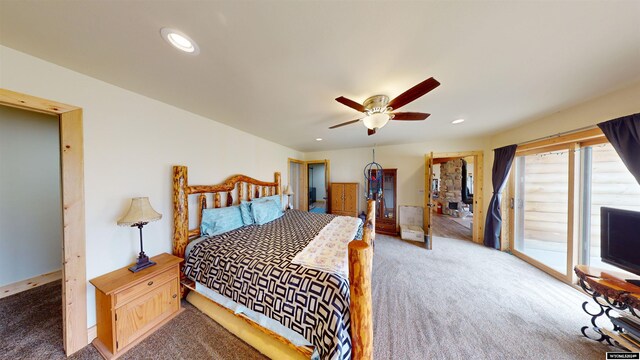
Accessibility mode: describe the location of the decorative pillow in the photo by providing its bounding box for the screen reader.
[200,205,244,236]
[240,200,254,226]
[252,194,283,213]
[251,199,284,225]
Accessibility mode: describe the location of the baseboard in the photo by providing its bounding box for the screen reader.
[0,269,62,299]
[88,325,97,343]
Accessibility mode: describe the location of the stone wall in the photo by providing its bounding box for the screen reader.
[439,159,463,215]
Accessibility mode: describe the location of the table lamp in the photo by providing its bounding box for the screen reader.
[118,197,162,272]
[284,185,294,209]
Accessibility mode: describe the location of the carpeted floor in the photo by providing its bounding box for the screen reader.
[1,235,613,359]
[0,280,267,360]
[372,235,610,359]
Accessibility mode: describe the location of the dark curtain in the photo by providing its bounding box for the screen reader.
[598,113,640,185]
[483,144,517,249]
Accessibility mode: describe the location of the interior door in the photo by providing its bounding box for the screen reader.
[424,152,434,249]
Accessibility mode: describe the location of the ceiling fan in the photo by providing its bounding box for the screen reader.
[330,77,440,136]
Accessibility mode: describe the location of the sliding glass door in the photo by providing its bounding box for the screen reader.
[510,135,640,282]
[579,143,640,271]
[514,148,571,275]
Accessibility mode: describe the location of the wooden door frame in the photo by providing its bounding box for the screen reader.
[424,151,484,244]
[288,159,331,212]
[0,89,87,355]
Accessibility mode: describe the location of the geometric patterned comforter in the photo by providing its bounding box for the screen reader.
[183,210,363,360]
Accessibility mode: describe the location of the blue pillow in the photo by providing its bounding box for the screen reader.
[251,200,283,225]
[200,205,244,236]
[240,200,254,225]
[253,194,283,213]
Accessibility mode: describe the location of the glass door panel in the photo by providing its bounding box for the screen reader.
[581,143,640,271]
[514,149,570,274]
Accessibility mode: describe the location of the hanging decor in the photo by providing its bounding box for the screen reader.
[363,148,383,200]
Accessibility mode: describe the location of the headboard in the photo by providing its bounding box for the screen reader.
[172,165,281,259]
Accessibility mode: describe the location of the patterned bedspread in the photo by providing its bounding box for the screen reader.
[183,210,363,360]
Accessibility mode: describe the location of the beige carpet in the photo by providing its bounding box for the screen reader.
[1,235,614,359]
[372,235,610,360]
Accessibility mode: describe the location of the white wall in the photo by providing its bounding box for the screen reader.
[305,138,488,215]
[0,45,302,327]
[0,106,62,286]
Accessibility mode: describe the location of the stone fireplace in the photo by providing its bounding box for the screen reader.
[439,159,463,215]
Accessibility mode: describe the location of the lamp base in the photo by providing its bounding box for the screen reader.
[128,254,156,273]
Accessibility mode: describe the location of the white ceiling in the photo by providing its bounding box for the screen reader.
[1,1,639,152]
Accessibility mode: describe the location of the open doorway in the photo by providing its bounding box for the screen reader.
[424,151,484,248]
[430,157,474,241]
[307,162,327,213]
[0,89,87,355]
[287,158,330,213]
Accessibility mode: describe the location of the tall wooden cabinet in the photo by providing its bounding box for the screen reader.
[330,182,359,217]
[371,169,398,235]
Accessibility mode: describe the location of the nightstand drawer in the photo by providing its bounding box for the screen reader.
[115,267,177,308]
[115,278,179,350]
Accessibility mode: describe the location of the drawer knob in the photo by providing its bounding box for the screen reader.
[147,281,154,286]
[172,294,177,299]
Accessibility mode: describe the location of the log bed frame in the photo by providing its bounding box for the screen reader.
[172,165,374,359]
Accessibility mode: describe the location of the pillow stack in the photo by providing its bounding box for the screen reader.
[201,195,284,236]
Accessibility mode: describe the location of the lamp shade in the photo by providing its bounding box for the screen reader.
[362,113,390,130]
[284,185,294,196]
[117,197,162,226]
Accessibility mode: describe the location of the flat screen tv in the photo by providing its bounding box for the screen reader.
[601,207,640,280]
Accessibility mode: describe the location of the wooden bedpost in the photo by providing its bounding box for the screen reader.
[349,199,375,360]
[348,242,373,360]
[275,172,281,194]
[173,166,189,259]
[362,199,376,246]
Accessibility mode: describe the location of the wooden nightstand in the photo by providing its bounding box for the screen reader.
[90,253,184,359]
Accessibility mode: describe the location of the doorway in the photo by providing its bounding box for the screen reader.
[287,158,330,213]
[0,89,87,355]
[424,151,484,248]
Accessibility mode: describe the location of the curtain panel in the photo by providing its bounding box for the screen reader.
[483,144,517,249]
[598,113,640,185]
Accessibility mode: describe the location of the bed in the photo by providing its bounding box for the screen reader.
[172,166,375,360]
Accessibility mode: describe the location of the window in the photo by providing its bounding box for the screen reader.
[509,129,640,282]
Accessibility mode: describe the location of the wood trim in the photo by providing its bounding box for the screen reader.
[303,159,330,212]
[579,136,609,148]
[59,108,88,355]
[0,270,62,299]
[424,153,433,249]
[516,143,571,157]
[566,143,580,283]
[0,89,88,356]
[0,88,79,115]
[516,127,604,154]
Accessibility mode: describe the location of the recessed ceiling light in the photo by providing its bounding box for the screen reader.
[315,138,323,141]
[160,28,200,55]
[452,119,465,124]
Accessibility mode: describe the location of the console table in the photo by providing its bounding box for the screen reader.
[574,265,640,351]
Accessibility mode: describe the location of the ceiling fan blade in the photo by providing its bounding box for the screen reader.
[368,128,376,136]
[329,119,361,129]
[335,96,366,112]
[391,112,431,121]
[388,77,440,111]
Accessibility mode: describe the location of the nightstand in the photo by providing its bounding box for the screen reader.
[90,253,184,359]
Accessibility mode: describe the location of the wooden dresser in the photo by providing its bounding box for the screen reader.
[90,253,183,359]
[331,182,359,217]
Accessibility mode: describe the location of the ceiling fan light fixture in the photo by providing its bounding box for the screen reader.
[160,28,200,55]
[363,113,390,130]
